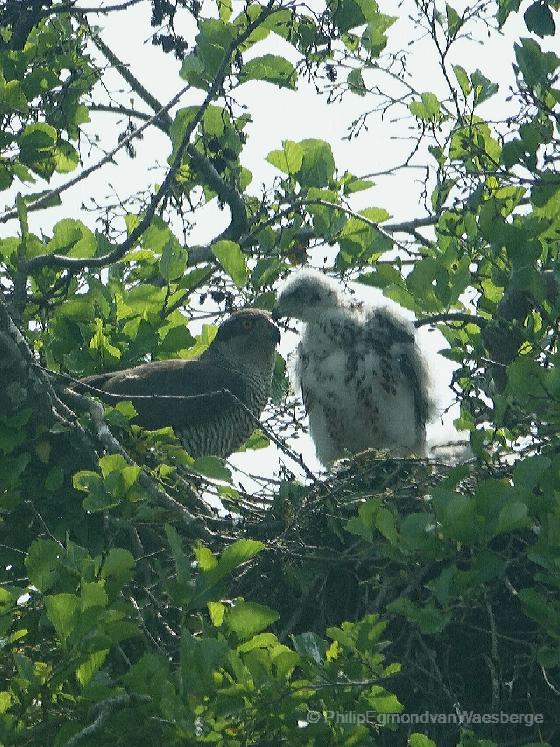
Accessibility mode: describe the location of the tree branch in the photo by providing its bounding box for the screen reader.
[53,0,143,15]
[64,388,212,538]
[92,32,248,237]
[11,5,273,282]
[415,312,489,328]
[64,693,151,747]
[0,86,188,225]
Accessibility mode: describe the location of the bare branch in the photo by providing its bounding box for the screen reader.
[54,0,144,14]
[415,312,489,328]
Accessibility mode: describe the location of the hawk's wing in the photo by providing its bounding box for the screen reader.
[397,350,427,429]
[78,359,248,431]
[364,306,434,434]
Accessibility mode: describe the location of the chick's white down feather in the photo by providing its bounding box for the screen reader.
[274,269,436,465]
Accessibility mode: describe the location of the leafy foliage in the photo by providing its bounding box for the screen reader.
[1,0,560,745]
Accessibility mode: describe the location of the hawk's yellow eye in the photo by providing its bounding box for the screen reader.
[242,319,253,330]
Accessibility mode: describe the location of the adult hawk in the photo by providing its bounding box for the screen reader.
[77,309,280,458]
[273,269,435,465]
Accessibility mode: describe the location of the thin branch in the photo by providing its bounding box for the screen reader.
[90,38,249,238]
[91,33,172,131]
[302,198,426,255]
[0,86,188,225]
[415,312,489,328]
[53,0,144,14]
[15,4,274,278]
[384,215,439,233]
[89,103,167,132]
[58,367,319,484]
[64,693,151,747]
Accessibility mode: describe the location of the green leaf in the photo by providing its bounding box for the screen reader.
[226,601,279,639]
[159,239,187,282]
[101,548,135,595]
[179,53,208,89]
[409,734,437,747]
[195,546,218,572]
[18,123,57,177]
[76,649,109,687]
[514,38,560,89]
[375,507,398,544]
[513,455,551,491]
[16,194,28,240]
[0,691,12,714]
[342,173,374,194]
[25,539,61,592]
[239,54,297,89]
[360,206,391,223]
[204,539,265,586]
[0,72,28,114]
[347,68,367,96]
[446,4,461,36]
[45,593,79,645]
[165,524,192,586]
[216,0,233,21]
[519,588,560,636]
[201,107,227,140]
[524,1,556,37]
[266,140,303,174]
[497,0,521,27]
[208,600,225,626]
[81,581,108,611]
[495,500,529,534]
[346,498,380,541]
[46,219,97,258]
[296,139,336,188]
[388,598,451,634]
[196,19,237,79]
[98,453,128,477]
[180,632,229,694]
[219,539,265,569]
[89,319,121,363]
[399,513,437,550]
[53,139,79,173]
[409,92,443,122]
[361,14,396,56]
[45,466,64,492]
[211,239,248,288]
[453,65,471,96]
[450,118,501,164]
[292,632,328,663]
[329,0,374,32]
[0,163,13,190]
[471,69,499,106]
[72,470,102,493]
[191,455,232,482]
[82,488,119,512]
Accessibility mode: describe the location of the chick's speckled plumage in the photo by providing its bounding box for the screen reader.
[274,269,435,465]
